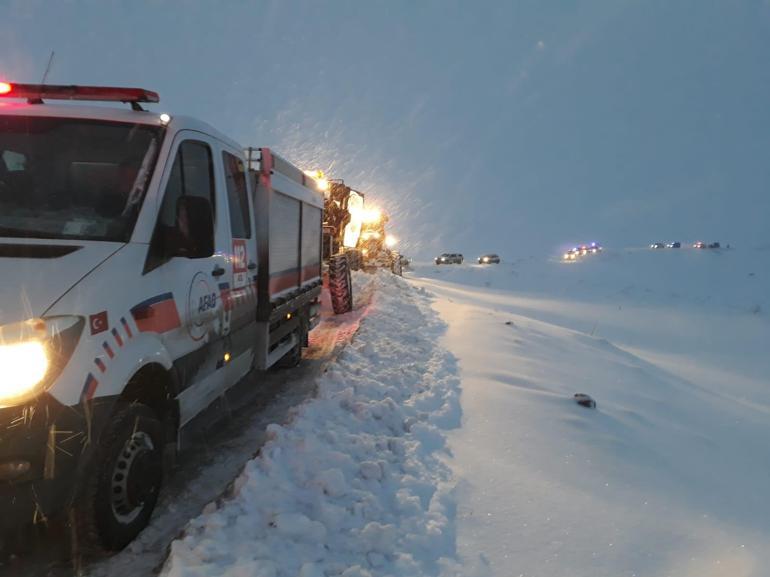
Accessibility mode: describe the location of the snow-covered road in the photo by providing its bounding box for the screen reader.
[162,272,463,577]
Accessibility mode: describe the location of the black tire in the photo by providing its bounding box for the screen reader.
[391,255,403,276]
[74,403,164,552]
[329,253,353,314]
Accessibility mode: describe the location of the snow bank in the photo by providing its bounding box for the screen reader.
[351,270,378,309]
[162,272,462,577]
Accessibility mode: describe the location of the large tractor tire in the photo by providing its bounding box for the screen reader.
[329,253,353,314]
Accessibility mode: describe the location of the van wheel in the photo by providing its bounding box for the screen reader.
[74,403,164,552]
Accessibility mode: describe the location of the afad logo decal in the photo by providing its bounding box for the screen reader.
[187,272,218,341]
[198,292,218,313]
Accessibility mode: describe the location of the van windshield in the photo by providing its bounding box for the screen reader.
[0,116,163,242]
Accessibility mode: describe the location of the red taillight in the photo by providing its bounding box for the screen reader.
[0,82,11,95]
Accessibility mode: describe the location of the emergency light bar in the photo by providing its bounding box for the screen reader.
[0,82,159,107]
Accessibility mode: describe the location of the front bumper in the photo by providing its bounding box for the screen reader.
[0,394,114,532]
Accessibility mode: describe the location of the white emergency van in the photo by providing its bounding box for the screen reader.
[0,82,323,550]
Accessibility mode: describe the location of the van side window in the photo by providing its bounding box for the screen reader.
[145,141,216,271]
[158,141,216,228]
[222,151,251,239]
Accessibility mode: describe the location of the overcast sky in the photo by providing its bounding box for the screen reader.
[1,0,768,257]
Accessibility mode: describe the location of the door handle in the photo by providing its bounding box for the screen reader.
[212,265,226,277]
[247,261,257,270]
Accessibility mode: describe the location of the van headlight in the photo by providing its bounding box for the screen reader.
[0,341,49,399]
[0,317,84,406]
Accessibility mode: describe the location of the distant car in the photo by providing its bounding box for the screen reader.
[666,241,681,248]
[693,241,707,249]
[435,253,463,264]
[650,242,666,249]
[708,242,720,249]
[477,253,500,264]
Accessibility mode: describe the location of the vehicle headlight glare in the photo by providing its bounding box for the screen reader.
[0,316,83,406]
[0,341,49,401]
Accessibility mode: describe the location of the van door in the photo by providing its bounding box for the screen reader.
[220,149,258,387]
[141,134,230,426]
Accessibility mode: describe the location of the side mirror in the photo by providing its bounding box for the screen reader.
[174,196,214,259]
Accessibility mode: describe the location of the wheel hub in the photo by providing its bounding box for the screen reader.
[110,431,158,525]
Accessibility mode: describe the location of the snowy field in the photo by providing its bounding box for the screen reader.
[160,245,768,577]
[412,245,770,577]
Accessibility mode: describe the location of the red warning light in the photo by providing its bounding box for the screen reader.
[0,82,159,104]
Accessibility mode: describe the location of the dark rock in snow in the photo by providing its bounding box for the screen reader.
[574,393,596,408]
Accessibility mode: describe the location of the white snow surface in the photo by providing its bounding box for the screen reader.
[411,246,770,577]
[162,271,462,577]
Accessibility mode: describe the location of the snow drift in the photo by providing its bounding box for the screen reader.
[162,272,462,577]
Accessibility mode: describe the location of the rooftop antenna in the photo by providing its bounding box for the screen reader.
[28,51,55,104]
[41,51,55,85]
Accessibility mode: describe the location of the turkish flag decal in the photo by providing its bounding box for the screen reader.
[89,311,109,335]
